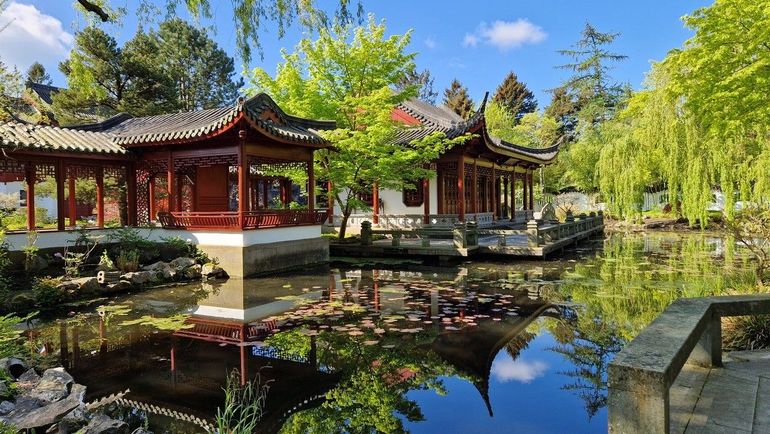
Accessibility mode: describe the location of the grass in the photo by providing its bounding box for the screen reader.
[212,369,271,434]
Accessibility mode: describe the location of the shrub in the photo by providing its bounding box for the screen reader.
[110,227,158,261]
[0,234,11,298]
[98,250,115,270]
[32,277,65,306]
[160,235,189,252]
[723,314,770,351]
[22,231,39,276]
[116,250,140,273]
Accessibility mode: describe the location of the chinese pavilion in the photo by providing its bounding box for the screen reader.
[0,94,333,276]
[328,94,561,229]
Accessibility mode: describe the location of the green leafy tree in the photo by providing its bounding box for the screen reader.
[148,19,243,111]
[25,62,51,85]
[396,68,438,104]
[53,26,177,123]
[596,0,770,224]
[249,16,469,238]
[443,79,474,119]
[553,23,628,192]
[493,71,537,121]
[74,0,363,64]
[0,59,23,122]
[486,102,560,149]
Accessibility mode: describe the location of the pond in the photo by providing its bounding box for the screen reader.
[21,231,758,433]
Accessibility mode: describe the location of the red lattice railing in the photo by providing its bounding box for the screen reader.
[157,210,328,230]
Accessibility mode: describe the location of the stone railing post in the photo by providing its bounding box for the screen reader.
[421,235,430,247]
[391,232,401,247]
[527,220,540,247]
[453,222,467,248]
[689,312,722,368]
[598,210,604,225]
[497,233,507,247]
[565,210,575,235]
[466,221,478,247]
[361,221,372,246]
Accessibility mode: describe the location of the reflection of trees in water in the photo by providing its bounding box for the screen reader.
[549,232,756,418]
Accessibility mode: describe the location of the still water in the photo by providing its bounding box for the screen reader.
[23,232,757,433]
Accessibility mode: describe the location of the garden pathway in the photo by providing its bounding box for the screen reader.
[670,349,770,434]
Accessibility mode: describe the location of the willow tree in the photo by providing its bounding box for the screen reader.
[74,0,363,63]
[248,16,468,238]
[597,0,770,225]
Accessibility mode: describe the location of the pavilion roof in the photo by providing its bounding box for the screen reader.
[0,93,335,156]
[394,94,561,165]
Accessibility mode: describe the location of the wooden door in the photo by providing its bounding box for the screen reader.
[196,165,229,211]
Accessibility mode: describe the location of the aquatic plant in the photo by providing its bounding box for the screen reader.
[0,311,36,358]
[213,369,270,434]
[116,249,140,273]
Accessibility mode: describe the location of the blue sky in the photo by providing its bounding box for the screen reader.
[0,0,711,107]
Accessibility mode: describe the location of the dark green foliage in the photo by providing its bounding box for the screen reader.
[53,26,177,123]
[146,19,243,111]
[397,68,438,104]
[493,71,537,121]
[32,277,64,307]
[442,79,474,119]
[0,311,36,358]
[25,62,51,85]
[215,369,270,434]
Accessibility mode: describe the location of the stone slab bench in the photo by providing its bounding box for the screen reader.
[608,294,770,433]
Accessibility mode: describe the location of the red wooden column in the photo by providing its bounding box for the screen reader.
[95,167,104,227]
[471,160,478,216]
[237,130,247,228]
[492,166,498,221]
[25,163,36,231]
[327,181,334,224]
[56,161,65,231]
[167,152,175,213]
[503,174,509,220]
[284,179,291,206]
[372,183,379,225]
[423,176,430,225]
[176,175,183,212]
[126,164,137,226]
[307,160,315,212]
[522,171,528,214]
[148,175,156,221]
[68,173,76,227]
[457,156,465,222]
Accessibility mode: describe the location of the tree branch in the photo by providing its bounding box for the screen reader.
[76,0,111,22]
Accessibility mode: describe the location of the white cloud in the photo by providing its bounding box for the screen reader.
[462,34,479,48]
[424,37,437,50]
[491,358,548,383]
[464,19,547,51]
[0,2,73,73]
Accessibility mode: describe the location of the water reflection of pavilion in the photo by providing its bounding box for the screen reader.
[39,269,569,432]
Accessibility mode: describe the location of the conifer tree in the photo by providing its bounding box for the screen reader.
[443,79,474,119]
[396,68,437,104]
[493,71,536,121]
[25,62,52,85]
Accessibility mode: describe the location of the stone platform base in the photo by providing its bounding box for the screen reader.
[199,237,329,278]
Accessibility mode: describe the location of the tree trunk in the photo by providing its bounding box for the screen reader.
[338,209,351,239]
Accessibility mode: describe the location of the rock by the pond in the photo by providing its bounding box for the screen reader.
[0,400,14,415]
[104,281,132,293]
[80,414,128,434]
[6,384,85,431]
[143,261,175,280]
[27,255,48,273]
[17,368,41,388]
[170,257,195,269]
[183,264,202,279]
[130,428,153,434]
[70,277,101,294]
[56,280,79,292]
[51,403,88,434]
[202,263,227,278]
[29,368,74,403]
[0,357,27,379]
[120,271,154,285]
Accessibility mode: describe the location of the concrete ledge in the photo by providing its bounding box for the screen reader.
[200,237,329,278]
[608,294,770,433]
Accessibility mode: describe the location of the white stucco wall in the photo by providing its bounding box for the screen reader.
[329,182,438,217]
[3,225,323,251]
